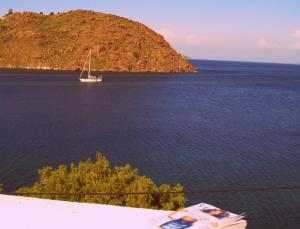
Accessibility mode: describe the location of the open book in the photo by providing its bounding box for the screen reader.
[151,203,246,229]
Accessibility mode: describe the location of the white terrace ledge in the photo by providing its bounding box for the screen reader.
[0,194,169,229]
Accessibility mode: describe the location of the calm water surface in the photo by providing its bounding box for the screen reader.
[0,60,300,228]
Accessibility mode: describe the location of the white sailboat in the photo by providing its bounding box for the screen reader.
[79,50,102,83]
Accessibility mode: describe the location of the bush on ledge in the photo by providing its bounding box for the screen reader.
[16,152,185,210]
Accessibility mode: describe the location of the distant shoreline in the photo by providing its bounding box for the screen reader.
[190,59,300,66]
[0,67,198,75]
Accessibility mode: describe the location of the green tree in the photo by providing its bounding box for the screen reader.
[133,51,140,60]
[128,64,133,72]
[17,152,185,210]
[6,8,13,16]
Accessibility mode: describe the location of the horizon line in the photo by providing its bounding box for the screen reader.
[188,58,300,66]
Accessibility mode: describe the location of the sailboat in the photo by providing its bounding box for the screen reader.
[79,50,102,83]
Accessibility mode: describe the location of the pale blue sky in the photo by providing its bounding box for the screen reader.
[1,1,300,63]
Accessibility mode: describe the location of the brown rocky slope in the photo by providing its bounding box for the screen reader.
[0,10,196,72]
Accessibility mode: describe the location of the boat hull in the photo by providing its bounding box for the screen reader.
[80,77,102,83]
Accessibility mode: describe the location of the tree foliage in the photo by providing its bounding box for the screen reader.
[17,152,185,210]
[6,8,13,16]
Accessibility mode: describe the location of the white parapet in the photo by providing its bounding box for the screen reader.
[0,194,170,229]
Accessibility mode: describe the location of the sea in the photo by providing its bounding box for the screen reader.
[0,60,300,228]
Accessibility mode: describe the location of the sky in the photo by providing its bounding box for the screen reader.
[1,0,300,64]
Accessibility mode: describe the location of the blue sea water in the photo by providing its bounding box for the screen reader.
[0,60,300,228]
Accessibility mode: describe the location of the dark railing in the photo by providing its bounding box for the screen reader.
[2,184,300,197]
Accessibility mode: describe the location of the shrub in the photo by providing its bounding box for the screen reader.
[16,152,185,210]
[6,8,13,16]
[133,51,140,60]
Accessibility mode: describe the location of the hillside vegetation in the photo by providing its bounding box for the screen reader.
[0,10,196,72]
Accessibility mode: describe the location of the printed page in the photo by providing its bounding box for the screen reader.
[151,203,245,229]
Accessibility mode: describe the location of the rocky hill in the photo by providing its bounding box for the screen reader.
[0,10,196,72]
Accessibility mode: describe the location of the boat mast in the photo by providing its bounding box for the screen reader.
[79,51,90,79]
[88,50,91,77]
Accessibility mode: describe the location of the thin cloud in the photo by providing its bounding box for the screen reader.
[156,28,220,47]
[184,34,205,46]
[290,43,300,50]
[257,37,279,48]
[257,37,268,48]
[293,30,300,38]
[157,28,177,43]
